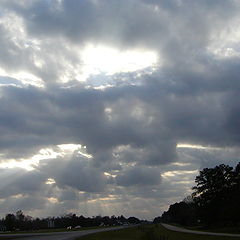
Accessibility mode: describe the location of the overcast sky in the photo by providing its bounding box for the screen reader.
[0,0,240,220]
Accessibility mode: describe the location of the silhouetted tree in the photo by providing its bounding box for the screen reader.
[4,214,16,231]
[161,201,197,226]
[128,216,140,224]
[2,212,142,231]
[158,162,240,227]
[192,164,235,226]
[153,216,162,224]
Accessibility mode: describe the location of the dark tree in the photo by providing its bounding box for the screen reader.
[2,212,142,231]
[153,216,162,224]
[192,164,235,225]
[161,201,197,226]
[128,216,140,224]
[158,162,240,227]
[4,214,16,231]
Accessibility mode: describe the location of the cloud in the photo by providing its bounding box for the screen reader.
[0,168,46,198]
[0,195,47,214]
[116,167,161,186]
[38,155,108,193]
[0,0,240,219]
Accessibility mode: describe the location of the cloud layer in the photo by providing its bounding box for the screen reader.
[0,0,240,219]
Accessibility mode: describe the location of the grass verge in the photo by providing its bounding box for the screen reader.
[77,224,240,240]
[190,226,240,234]
[167,223,240,234]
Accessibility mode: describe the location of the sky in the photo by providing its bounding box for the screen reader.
[0,0,240,220]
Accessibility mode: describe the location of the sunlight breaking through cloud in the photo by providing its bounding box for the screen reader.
[0,144,92,171]
[80,45,158,80]
[1,0,240,220]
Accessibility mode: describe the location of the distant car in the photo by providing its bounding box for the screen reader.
[74,225,81,229]
[67,226,72,230]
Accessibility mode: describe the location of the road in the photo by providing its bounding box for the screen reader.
[162,223,240,237]
[0,226,128,240]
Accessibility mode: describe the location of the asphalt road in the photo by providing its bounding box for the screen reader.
[162,223,240,237]
[0,226,128,240]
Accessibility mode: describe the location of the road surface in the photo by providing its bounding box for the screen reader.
[0,226,128,240]
[162,223,240,237]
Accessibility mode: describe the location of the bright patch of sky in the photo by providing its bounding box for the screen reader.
[0,144,91,171]
[207,18,240,58]
[79,45,158,81]
[0,69,44,88]
[176,144,217,150]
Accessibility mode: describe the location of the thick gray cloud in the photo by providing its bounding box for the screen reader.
[0,0,238,84]
[0,169,46,198]
[116,167,161,186]
[0,0,240,219]
[39,155,108,193]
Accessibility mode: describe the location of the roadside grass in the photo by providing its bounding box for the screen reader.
[76,226,144,240]
[190,226,240,234]
[167,222,240,234]
[156,224,240,240]
[78,224,240,240]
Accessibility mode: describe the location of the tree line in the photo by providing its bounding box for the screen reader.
[0,211,141,231]
[154,162,240,227]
